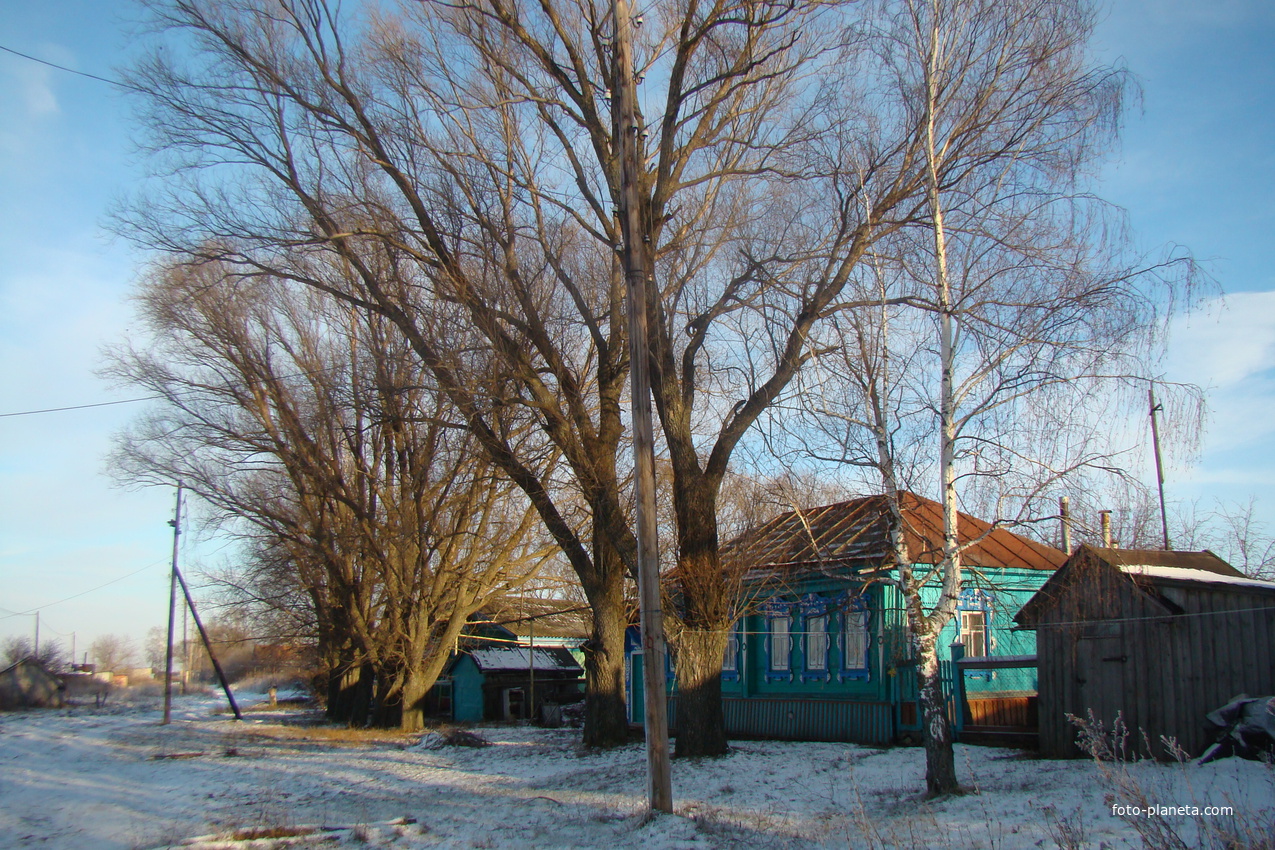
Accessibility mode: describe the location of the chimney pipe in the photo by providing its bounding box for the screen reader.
[1099,510,1112,548]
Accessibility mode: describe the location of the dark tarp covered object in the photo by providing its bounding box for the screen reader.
[1199,694,1275,763]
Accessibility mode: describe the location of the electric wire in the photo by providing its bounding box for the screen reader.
[0,43,141,92]
[0,560,167,620]
[0,397,159,418]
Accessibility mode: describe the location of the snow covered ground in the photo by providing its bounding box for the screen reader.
[1,692,1271,849]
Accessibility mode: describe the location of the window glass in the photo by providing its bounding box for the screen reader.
[722,622,739,672]
[843,609,869,670]
[960,610,987,657]
[769,616,791,671]
[806,615,828,671]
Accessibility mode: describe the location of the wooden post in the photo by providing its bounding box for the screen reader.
[174,564,242,721]
[1148,385,1171,550]
[162,483,181,726]
[614,0,673,814]
[528,616,535,721]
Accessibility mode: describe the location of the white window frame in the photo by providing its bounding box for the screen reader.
[960,609,987,658]
[805,615,828,671]
[769,615,791,671]
[722,622,739,672]
[843,609,869,671]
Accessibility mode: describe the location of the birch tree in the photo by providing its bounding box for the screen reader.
[781,0,1190,794]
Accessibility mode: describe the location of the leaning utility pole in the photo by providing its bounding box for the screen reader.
[173,564,242,720]
[614,0,673,814]
[162,483,182,725]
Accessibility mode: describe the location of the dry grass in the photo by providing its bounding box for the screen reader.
[238,723,418,746]
[228,825,317,840]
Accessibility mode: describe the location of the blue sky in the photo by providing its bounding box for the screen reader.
[2,0,1274,655]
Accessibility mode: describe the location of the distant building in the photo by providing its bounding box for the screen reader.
[0,658,65,710]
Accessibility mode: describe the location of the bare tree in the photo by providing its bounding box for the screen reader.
[776,0,1197,794]
[2,637,69,673]
[115,0,1191,756]
[89,634,138,673]
[117,0,909,753]
[107,261,555,729]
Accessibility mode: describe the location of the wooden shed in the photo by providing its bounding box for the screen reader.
[0,657,65,710]
[446,646,584,723]
[1015,546,1275,758]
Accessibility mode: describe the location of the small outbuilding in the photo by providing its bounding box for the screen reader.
[446,646,584,723]
[1015,546,1275,758]
[0,657,66,710]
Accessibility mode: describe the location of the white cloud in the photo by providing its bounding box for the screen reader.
[1166,292,1275,388]
[18,63,59,116]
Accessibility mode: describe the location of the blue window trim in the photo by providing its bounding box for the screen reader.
[721,621,741,681]
[800,613,831,682]
[838,594,871,681]
[763,607,794,681]
[957,588,994,678]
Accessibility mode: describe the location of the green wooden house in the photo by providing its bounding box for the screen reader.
[627,492,1065,743]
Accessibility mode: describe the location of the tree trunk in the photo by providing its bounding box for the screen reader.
[347,663,375,727]
[399,668,430,733]
[581,548,630,748]
[673,628,728,757]
[916,632,958,796]
[325,655,362,724]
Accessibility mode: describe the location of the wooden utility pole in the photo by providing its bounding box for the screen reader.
[162,483,181,725]
[1148,385,1171,550]
[614,0,673,814]
[173,564,242,720]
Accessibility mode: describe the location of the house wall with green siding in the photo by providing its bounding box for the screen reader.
[721,565,1051,701]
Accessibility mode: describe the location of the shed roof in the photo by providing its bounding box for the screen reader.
[472,597,591,641]
[723,492,1065,577]
[463,646,582,674]
[0,657,60,679]
[1014,545,1275,627]
[1093,547,1245,577]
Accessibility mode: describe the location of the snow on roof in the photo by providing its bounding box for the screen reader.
[467,647,581,672]
[1118,564,1275,591]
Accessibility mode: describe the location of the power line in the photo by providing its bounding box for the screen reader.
[1,358,408,419]
[0,397,158,418]
[0,560,166,620]
[0,43,141,92]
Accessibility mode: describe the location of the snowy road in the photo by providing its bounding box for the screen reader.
[0,694,1270,849]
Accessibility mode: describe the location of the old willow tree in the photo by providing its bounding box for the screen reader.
[118,0,1147,754]
[106,262,556,730]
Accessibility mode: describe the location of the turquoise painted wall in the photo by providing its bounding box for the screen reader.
[451,656,486,722]
[627,564,1053,721]
[731,565,1051,699]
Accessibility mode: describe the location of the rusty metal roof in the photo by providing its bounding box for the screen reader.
[1090,547,1245,577]
[1014,544,1268,628]
[723,491,1065,576]
[475,597,592,640]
